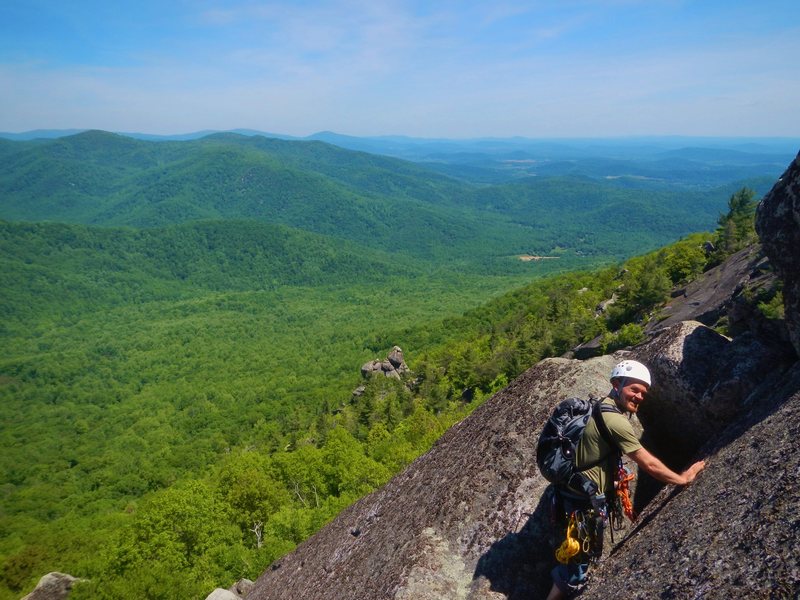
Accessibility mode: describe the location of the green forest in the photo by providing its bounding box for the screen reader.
[0,131,777,263]
[0,131,772,599]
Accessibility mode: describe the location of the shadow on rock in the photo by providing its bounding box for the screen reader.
[472,487,556,600]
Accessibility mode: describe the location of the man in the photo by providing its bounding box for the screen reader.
[546,359,706,599]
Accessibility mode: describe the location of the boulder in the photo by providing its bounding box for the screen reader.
[635,320,793,466]
[387,346,405,369]
[360,360,382,378]
[756,151,800,356]
[228,579,255,597]
[21,573,81,600]
[205,589,241,600]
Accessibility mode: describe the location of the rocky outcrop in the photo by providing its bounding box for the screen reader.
[574,244,787,361]
[21,572,81,600]
[355,346,414,397]
[360,346,411,381]
[644,245,777,336]
[576,242,790,362]
[230,579,254,597]
[756,151,800,356]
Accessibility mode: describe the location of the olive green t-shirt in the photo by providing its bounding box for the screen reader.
[576,397,642,494]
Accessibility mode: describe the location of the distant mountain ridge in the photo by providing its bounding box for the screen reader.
[3,127,798,152]
[0,130,785,266]
[0,131,513,263]
[2,128,796,184]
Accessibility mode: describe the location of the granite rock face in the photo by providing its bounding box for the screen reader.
[644,244,788,349]
[248,356,619,600]
[575,244,789,361]
[585,364,800,599]
[635,320,793,466]
[756,151,800,356]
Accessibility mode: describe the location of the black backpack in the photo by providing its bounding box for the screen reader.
[536,397,622,498]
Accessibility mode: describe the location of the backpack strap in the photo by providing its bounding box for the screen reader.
[574,401,622,470]
[569,400,623,488]
[594,400,622,452]
[594,400,623,501]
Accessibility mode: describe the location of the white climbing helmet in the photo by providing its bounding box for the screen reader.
[610,360,652,387]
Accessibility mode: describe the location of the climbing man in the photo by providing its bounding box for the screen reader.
[545,359,706,599]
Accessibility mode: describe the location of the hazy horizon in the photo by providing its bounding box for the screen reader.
[3,128,799,147]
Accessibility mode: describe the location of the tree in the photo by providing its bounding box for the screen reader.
[607,254,671,328]
[659,234,707,285]
[320,427,390,498]
[214,451,291,545]
[110,481,239,575]
[715,187,758,256]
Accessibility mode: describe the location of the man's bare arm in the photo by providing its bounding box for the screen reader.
[628,448,706,485]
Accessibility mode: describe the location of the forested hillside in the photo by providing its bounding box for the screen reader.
[0,131,772,262]
[0,219,426,328]
[0,130,774,598]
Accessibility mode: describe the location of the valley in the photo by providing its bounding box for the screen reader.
[0,130,794,598]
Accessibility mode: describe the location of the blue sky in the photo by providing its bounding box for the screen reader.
[1,0,798,138]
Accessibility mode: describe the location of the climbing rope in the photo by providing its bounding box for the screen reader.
[555,513,581,563]
[616,465,637,522]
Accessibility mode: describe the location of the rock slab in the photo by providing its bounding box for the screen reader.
[756,151,800,356]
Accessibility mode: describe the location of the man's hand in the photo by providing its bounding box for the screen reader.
[680,460,706,485]
[628,448,707,486]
